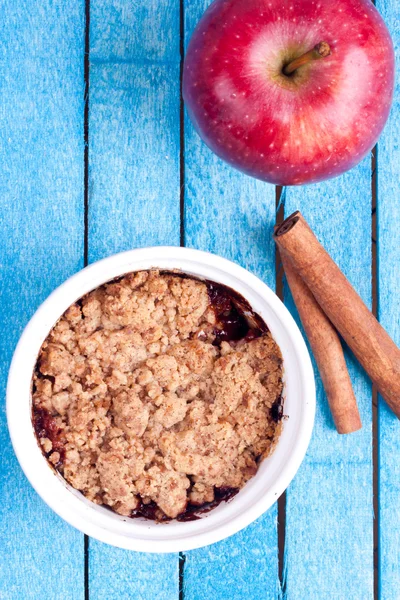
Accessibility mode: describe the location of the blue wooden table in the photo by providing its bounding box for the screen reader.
[1,1,399,598]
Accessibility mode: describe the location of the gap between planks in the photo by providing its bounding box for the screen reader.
[179,0,185,249]
[179,0,186,596]
[84,0,90,596]
[275,186,286,596]
[371,145,379,600]
[370,1,379,594]
[84,0,90,268]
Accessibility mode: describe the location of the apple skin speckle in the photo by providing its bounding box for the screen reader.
[183,0,395,186]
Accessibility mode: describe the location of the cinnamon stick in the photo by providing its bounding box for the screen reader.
[280,249,361,433]
[274,211,400,419]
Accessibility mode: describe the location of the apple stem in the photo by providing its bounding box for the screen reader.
[283,42,331,76]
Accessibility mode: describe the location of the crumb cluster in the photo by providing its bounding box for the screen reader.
[33,271,283,520]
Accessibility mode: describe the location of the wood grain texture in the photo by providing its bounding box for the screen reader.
[88,63,181,258]
[183,512,281,600]
[183,4,280,599]
[88,544,179,600]
[87,0,180,595]
[88,0,181,260]
[0,1,85,598]
[375,1,400,597]
[283,160,374,598]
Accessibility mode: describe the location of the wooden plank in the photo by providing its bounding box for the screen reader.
[283,160,374,598]
[87,1,181,596]
[182,4,279,598]
[87,63,180,258]
[88,0,181,259]
[89,545,178,600]
[183,513,280,600]
[375,1,400,597]
[183,138,280,600]
[0,1,85,599]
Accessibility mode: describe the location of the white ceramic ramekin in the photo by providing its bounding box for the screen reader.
[7,247,315,553]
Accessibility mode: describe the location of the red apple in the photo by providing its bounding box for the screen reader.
[183,0,394,185]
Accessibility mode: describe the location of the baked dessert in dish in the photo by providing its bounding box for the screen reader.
[32,270,284,521]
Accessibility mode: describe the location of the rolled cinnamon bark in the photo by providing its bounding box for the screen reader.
[280,250,361,433]
[274,211,400,419]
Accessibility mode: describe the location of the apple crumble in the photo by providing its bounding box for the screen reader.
[32,270,283,521]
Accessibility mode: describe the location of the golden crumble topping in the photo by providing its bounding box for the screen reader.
[33,270,283,520]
